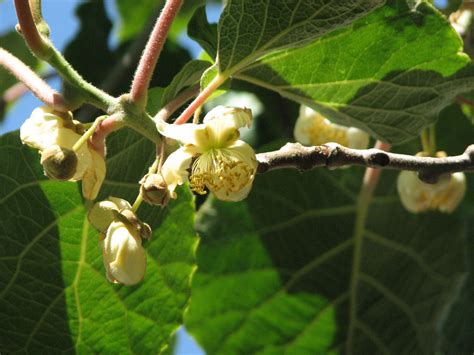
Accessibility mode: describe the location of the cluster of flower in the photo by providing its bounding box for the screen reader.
[20,105,258,284]
[20,104,467,284]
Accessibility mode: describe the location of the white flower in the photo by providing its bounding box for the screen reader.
[20,106,106,200]
[294,105,369,149]
[397,170,466,213]
[99,221,147,285]
[157,106,258,202]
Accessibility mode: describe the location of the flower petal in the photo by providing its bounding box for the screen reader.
[203,106,253,147]
[161,145,197,197]
[101,221,146,285]
[156,119,205,146]
[20,107,64,150]
[82,148,106,200]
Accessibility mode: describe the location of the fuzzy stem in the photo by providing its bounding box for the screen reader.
[0,47,66,110]
[130,0,183,105]
[14,0,116,111]
[72,116,108,152]
[174,74,228,124]
[153,84,199,122]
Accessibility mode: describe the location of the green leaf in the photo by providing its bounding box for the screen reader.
[217,0,384,74]
[186,166,466,354]
[161,60,211,106]
[188,6,218,58]
[236,1,474,143]
[0,129,197,353]
[435,104,474,353]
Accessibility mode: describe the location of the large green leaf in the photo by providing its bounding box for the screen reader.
[236,1,474,143]
[186,164,467,354]
[0,129,197,353]
[188,6,218,59]
[217,0,384,73]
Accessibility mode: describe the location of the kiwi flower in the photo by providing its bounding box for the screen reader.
[157,106,257,202]
[20,106,105,200]
[294,105,369,149]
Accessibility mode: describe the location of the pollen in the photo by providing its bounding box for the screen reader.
[190,150,255,197]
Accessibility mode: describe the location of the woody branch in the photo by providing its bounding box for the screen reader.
[256,142,474,183]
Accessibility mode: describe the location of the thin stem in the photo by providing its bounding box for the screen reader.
[153,84,199,122]
[429,125,437,154]
[14,0,48,57]
[130,0,183,105]
[346,140,390,355]
[0,48,66,110]
[174,74,228,124]
[72,115,107,152]
[420,129,432,156]
[14,0,116,111]
[132,194,143,212]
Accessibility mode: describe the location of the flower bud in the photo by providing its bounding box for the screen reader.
[140,173,170,206]
[40,145,78,180]
[397,170,466,213]
[88,197,132,232]
[100,221,147,285]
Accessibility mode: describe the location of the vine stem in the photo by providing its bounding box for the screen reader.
[153,84,199,122]
[14,0,116,111]
[0,47,66,110]
[346,140,391,355]
[174,74,228,125]
[130,0,183,105]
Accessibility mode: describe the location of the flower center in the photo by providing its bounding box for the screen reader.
[190,149,255,196]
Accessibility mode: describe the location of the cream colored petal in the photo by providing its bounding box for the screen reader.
[226,140,258,170]
[293,109,315,145]
[20,107,64,150]
[347,127,369,149]
[203,106,252,128]
[82,148,106,200]
[156,119,205,146]
[213,182,253,202]
[101,221,146,285]
[438,172,466,213]
[161,146,196,197]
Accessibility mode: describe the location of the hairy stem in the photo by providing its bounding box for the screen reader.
[130,0,183,105]
[14,0,116,111]
[174,74,228,124]
[0,48,66,110]
[154,84,199,122]
[256,142,474,182]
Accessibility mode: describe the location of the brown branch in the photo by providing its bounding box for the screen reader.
[130,0,183,105]
[256,142,474,183]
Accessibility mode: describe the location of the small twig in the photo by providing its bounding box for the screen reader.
[1,71,56,104]
[174,74,227,124]
[0,48,65,110]
[256,142,474,183]
[14,0,116,111]
[153,84,199,122]
[130,0,183,105]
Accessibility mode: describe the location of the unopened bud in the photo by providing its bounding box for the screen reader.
[40,145,78,180]
[88,197,132,232]
[140,173,170,206]
[100,221,147,285]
